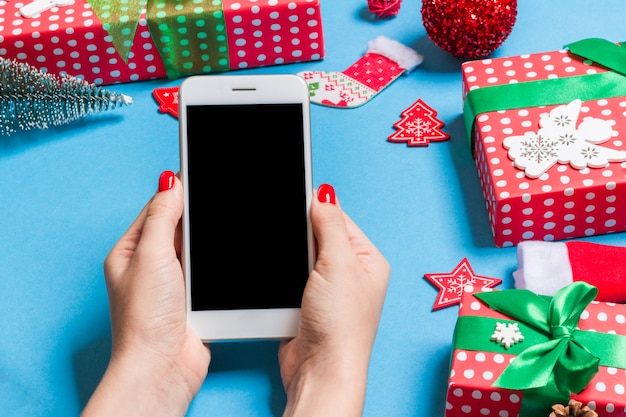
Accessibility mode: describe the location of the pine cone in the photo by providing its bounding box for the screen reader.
[550,400,597,417]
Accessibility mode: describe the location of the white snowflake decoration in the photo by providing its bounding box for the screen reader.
[502,99,626,178]
[447,273,476,296]
[491,322,524,349]
[405,118,433,137]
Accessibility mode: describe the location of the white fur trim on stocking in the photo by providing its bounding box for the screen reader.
[366,36,424,73]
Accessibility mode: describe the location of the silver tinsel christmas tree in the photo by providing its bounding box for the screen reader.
[0,58,133,136]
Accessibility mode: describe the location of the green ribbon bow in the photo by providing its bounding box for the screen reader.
[453,282,626,417]
[88,0,230,79]
[463,38,626,153]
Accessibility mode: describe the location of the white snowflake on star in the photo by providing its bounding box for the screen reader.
[490,322,524,349]
[502,99,626,178]
[447,273,476,296]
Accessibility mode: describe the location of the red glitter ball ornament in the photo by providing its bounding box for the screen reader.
[421,0,517,59]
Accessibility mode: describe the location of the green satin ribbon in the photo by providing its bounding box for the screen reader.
[88,0,229,79]
[453,282,626,417]
[463,38,626,153]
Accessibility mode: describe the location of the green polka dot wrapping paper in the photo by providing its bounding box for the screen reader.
[461,39,626,248]
[0,0,325,86]
[446,284,626,417]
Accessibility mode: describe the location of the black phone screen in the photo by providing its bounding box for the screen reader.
[186,103,310,311]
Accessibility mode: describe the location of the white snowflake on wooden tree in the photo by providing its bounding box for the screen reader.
[490,321,524,349]
[502,99,626,178]
[405,118,433,137]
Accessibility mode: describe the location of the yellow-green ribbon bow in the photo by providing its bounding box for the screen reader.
[454,282,626,417]
[88,0,229,79]
[463,38,626,153]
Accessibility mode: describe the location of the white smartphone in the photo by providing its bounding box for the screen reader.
[178,74,315,342]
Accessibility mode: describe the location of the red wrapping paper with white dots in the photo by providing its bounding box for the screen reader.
[461,45,626,248]
[446,289,626,417]
[0,0,325,86]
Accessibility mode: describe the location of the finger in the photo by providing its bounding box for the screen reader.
[104,174,184,284]
[311,188,379,259]
[310,189,353,256]
[134,176,184,258]
[311,187,389,280]
[104,197,152,283]
[341,210,390,279]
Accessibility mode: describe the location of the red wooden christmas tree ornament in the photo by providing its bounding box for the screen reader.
[388,98,449,146]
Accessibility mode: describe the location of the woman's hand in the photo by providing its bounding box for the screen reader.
[279,184,390,417]
[81,171,210,417]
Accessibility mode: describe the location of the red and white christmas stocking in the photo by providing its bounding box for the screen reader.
[297,36,423,108]
[513,240,626,303]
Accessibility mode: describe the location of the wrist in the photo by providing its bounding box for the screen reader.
[82,343,205,417]
[282,354,370,417]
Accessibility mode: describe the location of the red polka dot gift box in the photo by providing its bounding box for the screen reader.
[0,0,325,86]
[462,38,626,248]
[446,283,626,417]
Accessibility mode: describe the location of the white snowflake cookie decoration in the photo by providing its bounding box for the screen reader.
[491,322,524,349]
[502,99,626,178]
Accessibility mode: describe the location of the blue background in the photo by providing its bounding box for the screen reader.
[2,1,625,416]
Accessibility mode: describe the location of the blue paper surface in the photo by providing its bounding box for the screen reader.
[2,1,626,416]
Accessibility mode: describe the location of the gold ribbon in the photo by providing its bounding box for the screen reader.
[88,0,230,79]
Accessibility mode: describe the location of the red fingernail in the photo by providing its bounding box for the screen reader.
[317,184,336,204]
[158,170,175,192]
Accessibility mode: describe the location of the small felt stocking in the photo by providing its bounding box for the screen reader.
[297,36,423,108]
[513,240,626,303]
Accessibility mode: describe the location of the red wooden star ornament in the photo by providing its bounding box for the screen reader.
[388,98,449,146]
[152,87,180,118]
[423,258,502,311]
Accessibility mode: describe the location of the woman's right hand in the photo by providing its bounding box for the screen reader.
[278,184,391,417]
